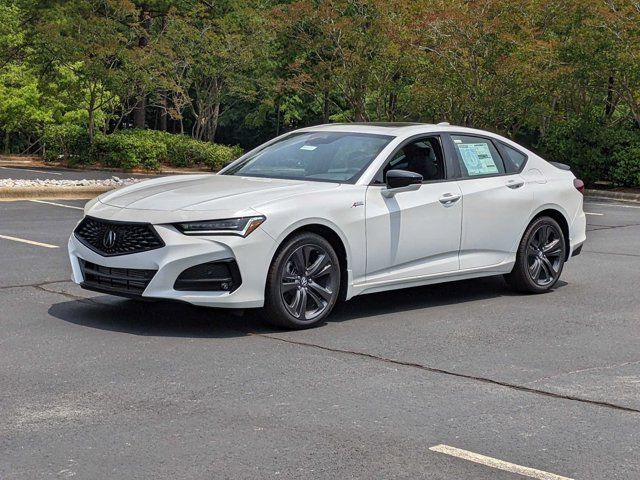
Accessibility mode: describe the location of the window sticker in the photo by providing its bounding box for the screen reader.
[456,142,499,176]
[300,145,317,151]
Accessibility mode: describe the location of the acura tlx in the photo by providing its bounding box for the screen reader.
[68,123,586,329]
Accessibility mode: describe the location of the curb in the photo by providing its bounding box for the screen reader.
[585,189,640,204]
[0,159,211,175]
[0,186,112,201]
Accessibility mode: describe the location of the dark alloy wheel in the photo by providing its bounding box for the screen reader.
[526,223,564,287]
[505,216,566,293]
[264,233,341,329]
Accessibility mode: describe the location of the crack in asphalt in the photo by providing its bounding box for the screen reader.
[0,279,72,290]
[250,333,640,415]
[587,222,640,231]
[524,359,640,385]
[11,280,640,415]
[31,282,101,305]
[583,250,640,258]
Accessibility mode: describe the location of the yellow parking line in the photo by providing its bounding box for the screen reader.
[0,234,59,249]
[429,444,573,480]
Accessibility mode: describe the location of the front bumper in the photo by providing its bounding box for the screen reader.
[68,223,276,308]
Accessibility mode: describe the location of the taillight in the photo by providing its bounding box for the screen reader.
[573,178,585,194]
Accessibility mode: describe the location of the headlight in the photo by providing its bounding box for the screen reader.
[173,216,266,237]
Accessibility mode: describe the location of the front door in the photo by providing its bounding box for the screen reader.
[365,136,462,284]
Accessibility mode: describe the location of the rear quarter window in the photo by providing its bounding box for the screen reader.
[501,144,528,173]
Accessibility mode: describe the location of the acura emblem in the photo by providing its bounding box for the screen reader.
[103,229,117,249]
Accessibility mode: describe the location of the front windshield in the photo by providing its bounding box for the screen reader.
[222,132,393,183]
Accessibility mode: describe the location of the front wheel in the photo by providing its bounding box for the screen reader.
[264,233,341,329]
[504,216,566,293]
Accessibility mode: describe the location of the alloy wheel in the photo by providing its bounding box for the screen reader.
[526,224,564,287]
[279,244,338,322]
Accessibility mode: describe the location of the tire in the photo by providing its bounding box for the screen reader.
[264,232,341,329]
[504,216,566,293]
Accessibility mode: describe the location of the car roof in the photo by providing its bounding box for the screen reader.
[296,122,432,136]
[296,122,503,137]
[293,122,534,157]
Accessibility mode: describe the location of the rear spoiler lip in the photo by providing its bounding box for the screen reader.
[549,161,571,171]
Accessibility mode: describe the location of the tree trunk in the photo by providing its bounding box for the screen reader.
[605,75,615,119]
[388,92,397,122]
[159,94,168,131]
[88,110,95,145]
[207,101,220,142]
[133,97,146,129]
[4,130,10,154]
[322,90,330,123]
[133,5,151,129]
[87,87,96,145]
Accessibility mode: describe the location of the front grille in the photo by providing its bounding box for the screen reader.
[74,216,164,257]
[79,259,157,297]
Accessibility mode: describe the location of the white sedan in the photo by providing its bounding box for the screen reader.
[69,123,586,329]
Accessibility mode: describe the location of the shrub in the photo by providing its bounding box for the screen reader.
[42,124,90,163]
[540,114,640,186]
[93,132,166,170]
[42,126,242,171]
[133,130,243,170]
[539,116,609,185]
[612,147,640,187]
[95,129,242,171]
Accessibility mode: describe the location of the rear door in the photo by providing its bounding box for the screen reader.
[448,134,534,270]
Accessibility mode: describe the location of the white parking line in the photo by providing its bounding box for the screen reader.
[29,199,83,210]
[586,202,640,209]
[429,444,573,480]
[0,166,63,176]
[0,234,59,249]
[585,212,604,216]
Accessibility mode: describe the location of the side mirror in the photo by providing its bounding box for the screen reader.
[382,170,423,197]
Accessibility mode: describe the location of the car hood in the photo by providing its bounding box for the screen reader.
[98,174,339,213]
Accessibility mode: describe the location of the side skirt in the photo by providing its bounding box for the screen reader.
[349,259,515,298]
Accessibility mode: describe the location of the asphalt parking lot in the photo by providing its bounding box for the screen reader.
[1,197,639,479]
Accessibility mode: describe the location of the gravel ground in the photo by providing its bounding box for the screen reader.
[0,176,143,188]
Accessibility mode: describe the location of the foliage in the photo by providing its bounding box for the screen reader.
[43,125,242,171]
[101,129,243,170]
[1,0,639,185]
[612,148,640,188]
[93,131,167,170]
[540,114,640,185]
[42,124,90,162]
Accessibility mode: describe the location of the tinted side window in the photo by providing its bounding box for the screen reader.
[501,144,528,173]
[380,136,445,183]
[451,135,505,178]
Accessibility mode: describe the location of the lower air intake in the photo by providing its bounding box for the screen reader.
[79,259,157,297]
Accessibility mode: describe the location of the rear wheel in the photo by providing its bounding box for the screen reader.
[264,233,341,329]
[505,216,566,293]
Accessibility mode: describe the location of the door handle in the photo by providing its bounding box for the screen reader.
[506,179,525,189]
[439,193,461,205]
